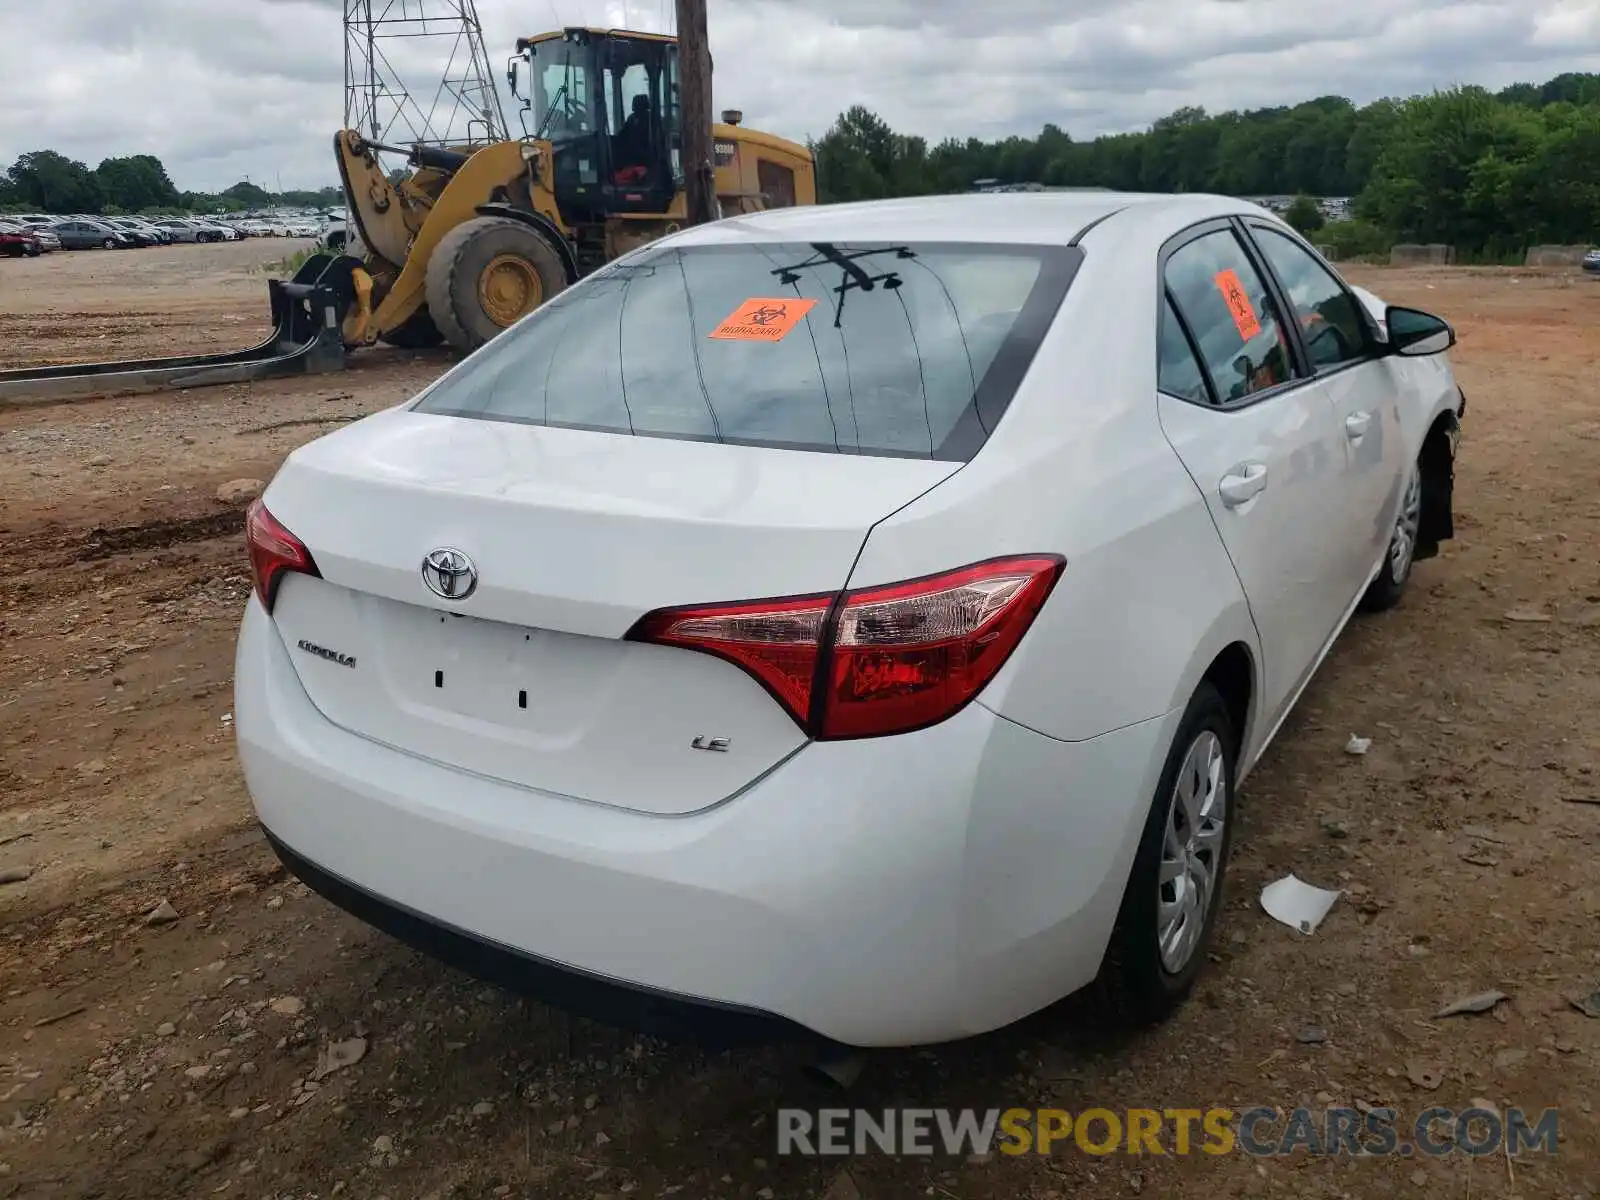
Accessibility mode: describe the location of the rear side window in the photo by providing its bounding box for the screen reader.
[1164,229,1297,405]
[1157,295,1211,405]
[414,241,1080,460]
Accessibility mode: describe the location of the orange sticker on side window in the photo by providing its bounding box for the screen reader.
[1213,269,1263,341]
[709,297,819,342]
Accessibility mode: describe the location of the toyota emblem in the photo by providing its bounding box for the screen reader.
[421,547,478,601]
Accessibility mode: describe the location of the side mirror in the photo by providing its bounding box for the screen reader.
[506,57,523,101]
[1385,305,1455,357]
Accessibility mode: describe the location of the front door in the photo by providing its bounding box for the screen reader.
[1244,222,1407,600]
[1154,223,1351,727]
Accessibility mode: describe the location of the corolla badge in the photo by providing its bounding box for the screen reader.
[421,547,478,601]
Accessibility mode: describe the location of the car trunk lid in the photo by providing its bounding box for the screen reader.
[261,409,960,815]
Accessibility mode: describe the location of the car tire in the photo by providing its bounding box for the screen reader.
[1096,681,1237,1025]
[424,215,568,354]
[102,237,116,250]
[1359,459,1423,613]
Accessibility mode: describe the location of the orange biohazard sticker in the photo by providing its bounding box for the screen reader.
[1213,269,1263,341]
[708,297,818,342]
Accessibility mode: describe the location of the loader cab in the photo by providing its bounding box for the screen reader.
[515,28,682,220]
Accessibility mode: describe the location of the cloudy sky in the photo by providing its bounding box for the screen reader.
[3,0,1598,192]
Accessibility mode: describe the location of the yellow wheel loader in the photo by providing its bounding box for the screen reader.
[0,27,815,404]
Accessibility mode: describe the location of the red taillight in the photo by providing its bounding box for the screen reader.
[627,555,1063,740]
[627,591,833,723]
[245,499,319,612]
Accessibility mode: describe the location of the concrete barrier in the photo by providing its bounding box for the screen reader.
[1389,243,1456,266]
[1523,244,1590,267]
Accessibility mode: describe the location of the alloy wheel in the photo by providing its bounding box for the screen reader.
[1156,730,1228,974]
[1390,466,1423,582]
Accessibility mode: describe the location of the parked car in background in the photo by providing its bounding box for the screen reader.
[286,222,320,238]
[51,219,137,250]
[11,222,62,252]
[0,221,44,257]
[107,217,173,245]
[1583,248,1600,275]
[152,218,205,243]
[98,220,159,248]
[152,218,227,244]
[237,192,1467,1048]
[23,225,62,254]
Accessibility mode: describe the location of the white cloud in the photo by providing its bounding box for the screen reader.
[1,0,1596,192]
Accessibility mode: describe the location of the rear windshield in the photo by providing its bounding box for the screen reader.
[414,240,1080,460]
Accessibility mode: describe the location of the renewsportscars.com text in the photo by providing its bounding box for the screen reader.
[777,1106,1559,1159]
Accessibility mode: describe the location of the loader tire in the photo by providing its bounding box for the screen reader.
[425,216,567,355]
[379,309,445,350]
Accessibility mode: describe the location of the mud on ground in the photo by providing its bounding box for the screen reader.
[1,245,1598,1199]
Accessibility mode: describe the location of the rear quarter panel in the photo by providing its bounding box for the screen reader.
[845,213,1259,745]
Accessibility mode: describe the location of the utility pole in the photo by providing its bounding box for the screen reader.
[675,0,719,225]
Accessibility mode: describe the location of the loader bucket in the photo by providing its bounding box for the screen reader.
[0,254,361,407]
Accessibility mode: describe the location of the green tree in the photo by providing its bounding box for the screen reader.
[1285,194,1326,234]
[1317,218,1391,260]
[96,155,180,211]
[813,107,903,201]
[223,180,273,206]
[6,150,104,212]
[1353,85,1594,253]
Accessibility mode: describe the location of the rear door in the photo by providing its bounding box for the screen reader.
[1243,221,1406,599]
[1154,222,1350,725]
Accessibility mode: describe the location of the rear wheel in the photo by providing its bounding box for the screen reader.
[424,216,568,354]
[379,308,445,350]
[1097,682,1236,1024]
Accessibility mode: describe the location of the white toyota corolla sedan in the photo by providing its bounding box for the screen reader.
[236,192,1465,1048]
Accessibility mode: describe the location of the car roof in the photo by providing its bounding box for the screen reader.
[671,192,1275,249]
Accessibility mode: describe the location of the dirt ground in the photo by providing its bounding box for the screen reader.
[0,239,319,369]
[1,241,1598,1200]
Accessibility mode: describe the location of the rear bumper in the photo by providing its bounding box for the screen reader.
[263,826,809,1045]
[235,598,1177,1047]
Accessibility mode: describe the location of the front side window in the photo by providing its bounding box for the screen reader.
[414,241,1078,461]
[1251,227,1373,371]
[1164,229,1297,405]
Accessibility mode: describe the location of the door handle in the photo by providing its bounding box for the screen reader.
[1218,462,1268,507]
[1345,411,1372,439]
